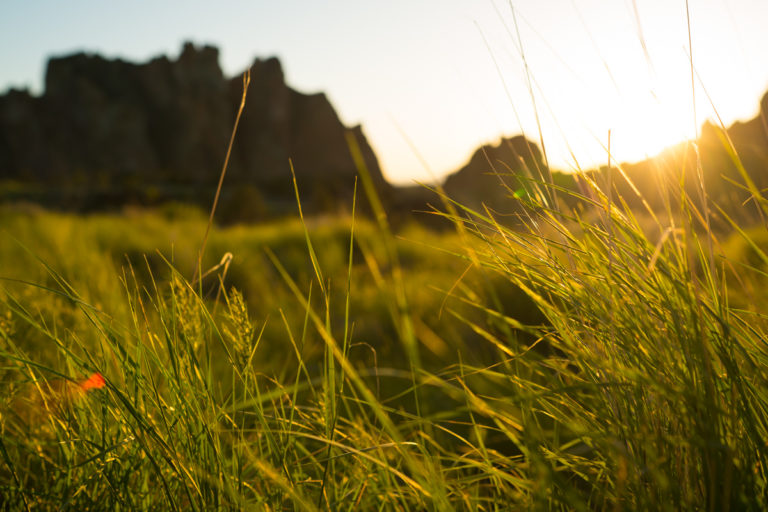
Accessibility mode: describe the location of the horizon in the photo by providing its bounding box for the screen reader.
[2,1,767,185]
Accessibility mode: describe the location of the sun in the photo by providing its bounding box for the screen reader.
[550,64,708,171]
[609,87,697,165]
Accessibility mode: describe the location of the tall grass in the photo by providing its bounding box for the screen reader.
[2,156,767,509]
[436,159,768,508]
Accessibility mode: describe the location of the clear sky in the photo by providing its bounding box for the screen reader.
[1,1,767,185]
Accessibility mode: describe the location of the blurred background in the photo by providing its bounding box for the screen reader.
[2,0,767,186]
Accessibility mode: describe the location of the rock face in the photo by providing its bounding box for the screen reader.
[442,135,547,215]
[0,42,390,217]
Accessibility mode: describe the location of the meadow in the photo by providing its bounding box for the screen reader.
[1,150,768,511]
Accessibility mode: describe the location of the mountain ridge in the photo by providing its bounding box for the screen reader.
[0,42,390,218]
[1,43,767,225]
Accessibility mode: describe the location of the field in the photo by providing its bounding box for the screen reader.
[1,164,768,511]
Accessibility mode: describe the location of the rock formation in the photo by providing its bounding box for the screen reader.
[0,42,390,217]
[3,41,767,225]
[442,135,547,216]
[441,95,768,226]
[610,93,768,222]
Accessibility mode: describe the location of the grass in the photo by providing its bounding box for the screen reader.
[1,156,767,510]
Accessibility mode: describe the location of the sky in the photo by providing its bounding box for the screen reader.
[1,1,767,185]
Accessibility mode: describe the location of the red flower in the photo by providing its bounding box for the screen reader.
[78,372,106,393]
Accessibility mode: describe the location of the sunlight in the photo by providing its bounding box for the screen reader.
[468,0,755,174]
[599,80,699,166]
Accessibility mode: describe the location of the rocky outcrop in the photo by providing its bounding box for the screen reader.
[442,135,547,215]
[610,93,768,222]
[701,92,768,196]
[440,93,768,226]
[0,42,390,217]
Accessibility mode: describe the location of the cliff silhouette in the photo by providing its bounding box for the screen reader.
[0,42,390,219]
[1,42,767,225]
[440,97,768,227]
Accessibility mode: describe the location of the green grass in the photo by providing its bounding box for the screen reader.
[0,198,539,509]
[2,158,768,510]
[2,69,768,506]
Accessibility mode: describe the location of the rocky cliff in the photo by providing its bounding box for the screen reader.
[442,135,548,217]
[441,95,768,226]
[0,42,390,217]
[608,93,768,223]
